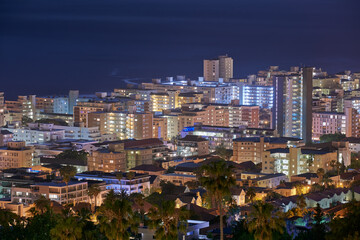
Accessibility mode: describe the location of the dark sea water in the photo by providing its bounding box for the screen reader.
[1,0,360,99]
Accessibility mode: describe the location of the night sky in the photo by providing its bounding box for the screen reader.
[1,0,360,99]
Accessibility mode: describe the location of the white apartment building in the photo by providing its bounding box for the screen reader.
[2,123,65,144]
[214,86,240,104]
[54,125,101,141]
[75,171,151,195]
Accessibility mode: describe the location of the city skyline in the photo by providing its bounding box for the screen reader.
[1,0,360,98]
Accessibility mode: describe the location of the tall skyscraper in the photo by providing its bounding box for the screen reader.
[272,67,313,143]
[203,55,233,82]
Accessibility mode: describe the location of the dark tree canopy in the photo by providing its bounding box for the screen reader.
[319,133,346,143]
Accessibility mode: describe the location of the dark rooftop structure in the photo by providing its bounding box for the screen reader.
[179,135,208,142]
[130,164,165,172]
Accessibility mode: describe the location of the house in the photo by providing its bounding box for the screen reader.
[231,187,246,206]
[306,192,331,209]
[305,188,352,209]
[290,173,319,185]
[254,173,288,188]
[274,182,297,197]
[175,192,202,208]
[352,186,360,201]
[273,196,298,212]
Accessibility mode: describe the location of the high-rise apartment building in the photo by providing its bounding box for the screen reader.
[203,59,219,82]
[153,117,168,141]
[272,67,313,143]
[203,55,233,82]
[88,111,153,140]
[241,85,274,109]
[218,55,233,82]
[128,112,153,140]
[68,90,79,115]
[0,92,5,127]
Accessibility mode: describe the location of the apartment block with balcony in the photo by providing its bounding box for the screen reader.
[312,112,346,141]
[75,171,151,195]
[150,92,171,112]
[233,137,302,164]
[153,117,168,141]
[177,135,209,157]
[262,147,337,177]
[0,141,34,170]
[241,85,274,109]
[5,95,36,120]
[88,143,126,172]
[2,123,65,144]
[11,181,88,205]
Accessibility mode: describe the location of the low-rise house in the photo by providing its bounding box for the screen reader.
[306,192,331,209]
[254,173,288,188]
[174,162,200,175]
[354,186,360,201]
[174,192,202,208]
[239,172,288,188]
[290,173,319,185]
[305,188,352,209]
[274,182,297,197]
[273,196,298,213]
[231,187,246,206]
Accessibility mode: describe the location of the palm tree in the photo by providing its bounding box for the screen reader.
[0,209,19,228]
[296,194,307,210]
[126,171,136,192]
[246,187,256,203]
[198,160,236,240]
[148,200,189,240]
[295,194,307,216]
[60,165,77,204]
[50,216,83,240]
[87,185,101,212]
[34,195,51,214]
[316,168,325,185]
[247,201,285,240]
[330,160,342,186]
[97,193,139,240]
[215,144,232,161]
[323,176,333,188]
[116,172,124,192]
